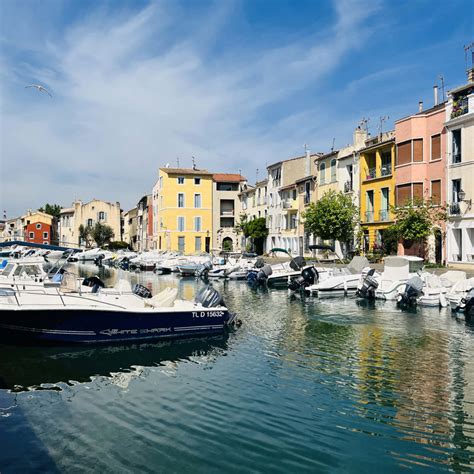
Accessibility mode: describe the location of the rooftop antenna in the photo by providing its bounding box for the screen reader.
[176,157,180,168]
[330,138,335,152]
[438,75,445,102]
[304,143,309,153]
[192,156,196,170]
[2,210,6,220]
[360,117,370,134]
[464,42,474,71]
[256,168,259,184]
[378,115,389,136]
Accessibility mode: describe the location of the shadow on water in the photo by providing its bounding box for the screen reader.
[0,336,229,391]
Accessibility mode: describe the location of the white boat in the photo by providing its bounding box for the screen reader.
[447,277,474,311]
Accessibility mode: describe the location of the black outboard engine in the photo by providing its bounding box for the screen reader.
[196,261,213,279]
[454,288,474,318]
[82,276,106,294]
[119,257,130,270]
[357,268,378,299]
[254,258,265,269]
[195,285,224,308]
[288,266,319,292]
[397,276,424,309]
[94,254,105,266]
[257,264,272,285]
[133,284,152,299]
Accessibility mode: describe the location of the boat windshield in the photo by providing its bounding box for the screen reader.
[409,260,424,273]
[1,263,15,277]
[13,264,43,276]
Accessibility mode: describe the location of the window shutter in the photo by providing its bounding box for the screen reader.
[104,212,107,222]
[396,184,411,206]
[431,180,441,205]
[431,135,441,160]
[413,183,424,201]
[397,142,411,165]
[413,139,423,162]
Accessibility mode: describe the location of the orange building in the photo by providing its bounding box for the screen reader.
[23,211,56,245]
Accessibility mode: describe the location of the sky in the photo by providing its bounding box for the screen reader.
[0,0,472,216]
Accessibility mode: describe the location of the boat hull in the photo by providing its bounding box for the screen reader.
[0,307,234,345]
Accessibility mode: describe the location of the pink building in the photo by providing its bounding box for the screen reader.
[394,97,447,263]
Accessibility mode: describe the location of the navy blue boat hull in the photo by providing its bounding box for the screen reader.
[0,308,233,345]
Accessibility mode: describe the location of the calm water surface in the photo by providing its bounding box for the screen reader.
[0,264,473,472]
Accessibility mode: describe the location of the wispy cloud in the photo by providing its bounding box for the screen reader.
[2,0,380,214]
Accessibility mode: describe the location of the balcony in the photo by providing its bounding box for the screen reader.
[381,163,392,177]
[220,209,235,217]
[365,167,377,181]
[344,181,353,193]
[450,203,461,215]
[379,209,390,221]
[282,199,297,210]
[451,96,469,119]
[365,211,374,223]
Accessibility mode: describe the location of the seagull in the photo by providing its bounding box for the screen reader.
[25,84,52,98]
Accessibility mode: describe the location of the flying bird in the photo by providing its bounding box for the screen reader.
[25,84,52,98]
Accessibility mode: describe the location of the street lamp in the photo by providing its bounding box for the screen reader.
[458,189,472,206]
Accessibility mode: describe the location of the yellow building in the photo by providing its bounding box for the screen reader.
[359,131,396,251]
[154,167,213,253]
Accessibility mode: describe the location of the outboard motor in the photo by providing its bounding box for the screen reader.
[254,258,265,269]
[290,256,306,271]
[82,276,106,294]
[397,275,424,309]
[257,264,273,285]
[133,283,152,299]
[247,269,258,284]
[288,266,319,292]
[94,254,105,266]
[119,257,130,271]
[195,285,224,308]
[356,269,378,299]
[454,288,474,318]
[196,261,213,279]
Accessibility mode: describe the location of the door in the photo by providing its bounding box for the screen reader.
[434,229,442,264]
[205,237,210,253]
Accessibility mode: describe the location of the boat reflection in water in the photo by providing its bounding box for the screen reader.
[0,335,228,391]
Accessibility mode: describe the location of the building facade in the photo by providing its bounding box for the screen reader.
[122,207,138,250]
[445,72,474,265]
[359,131,396,251]
[212,173,246,253]
[153,168,213,254]
[394,98,447,262]
[23,211,56,245]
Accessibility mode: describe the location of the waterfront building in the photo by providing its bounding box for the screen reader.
[212,173,246,253]
[394,93,447,263]
[266,155,308,254]
[22,210,57,245]
[2,216,23,242]
[153,167,213,254]
[122,207,138,250]
[59,199,121,247]
[445,67,474,266]
[136,195,153,252]
[359,131,396,251]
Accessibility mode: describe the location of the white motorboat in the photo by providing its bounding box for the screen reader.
[447,277,474,312]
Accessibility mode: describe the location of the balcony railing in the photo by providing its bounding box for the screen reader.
[381,163,392,176]
[365,211,374,223]
[379,209,390,221]
[365,167,377,181]
[304,195,311,205]
[344,181,353,193]
[282,199,297,209]
[450,203,461,215]
[451,96,469,119]
[453,153,461,164]
[220,209,235,216]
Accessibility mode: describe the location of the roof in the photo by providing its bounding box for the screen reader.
[213,173,246,182]
[316,150,339,161]
[160,167,213,176]
[395,102,446,124]
[60,207,74,214]
[280,183,297,191]
[295,175,315,184]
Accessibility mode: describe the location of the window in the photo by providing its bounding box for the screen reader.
[194,216,201,232]
[381,151,392,176]
[431,134,441,161]
[431,180,441,205]
[43,232,48,239]
[330,159,336,182]
[29,232,34,239]
[87,219,93,227]
[413,139,423,162]
[292,189,297,200]
[397,141,411,166]
[217,182,239,191]
[319,162,326,184]
[194,177,201,185]
[195,236,202,251]
[177,176,185,184]
[43,241,48,245]
[159,176,163,188]
[396,182,424,206]
[98,211,105,221]
[178,193,184,208]
[452,129,461,163]
[36,223,41,229]
[178,236,185,252]
[413,183,423,201]
[452,179,461,203]
[304,181,311,204]
[194,194,201,208]
[177,216,185,232]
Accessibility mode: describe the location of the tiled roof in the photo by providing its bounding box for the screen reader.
[213,173,246,182]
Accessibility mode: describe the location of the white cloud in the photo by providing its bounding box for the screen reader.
[0,0,379,216]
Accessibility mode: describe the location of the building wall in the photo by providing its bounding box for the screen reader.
[155,169,213,254]
[23,211,55,245]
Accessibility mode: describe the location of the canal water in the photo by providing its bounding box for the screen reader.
[0,264,473,472]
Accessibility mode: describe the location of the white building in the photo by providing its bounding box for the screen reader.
[445,68,474,265]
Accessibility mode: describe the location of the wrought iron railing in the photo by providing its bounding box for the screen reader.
[379,209,390,221]
[381,163,392,176]
[365,211,374,223]
[365,167,376,180]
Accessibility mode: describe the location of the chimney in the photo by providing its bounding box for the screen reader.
[468,67,474,83]
[305,147,311,176]
[418,101,423,112]
[353,125,368,150]
[433,85,438,106]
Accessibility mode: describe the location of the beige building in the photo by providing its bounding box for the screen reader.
[122,207,138,250]
[212,173,246,252]
[59,199,121,247]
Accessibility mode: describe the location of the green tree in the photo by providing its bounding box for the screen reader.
[91,222,114,247]
[78,224,92,248]
[38,203,62,219]
[239,216,268,255]
[302,190,358,255]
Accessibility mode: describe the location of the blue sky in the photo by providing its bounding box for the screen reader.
[0,0,472,216]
